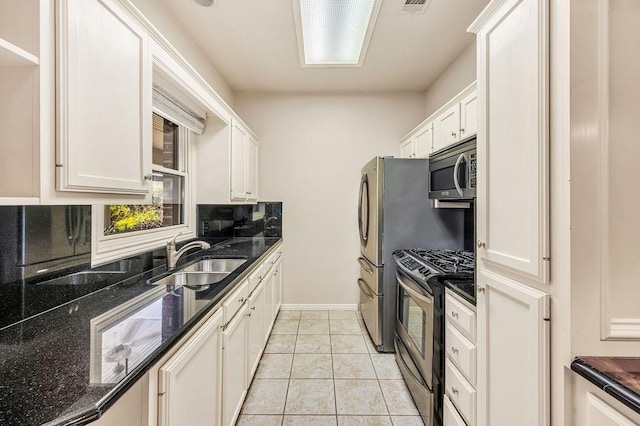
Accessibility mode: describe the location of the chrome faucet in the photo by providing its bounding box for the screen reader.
[166,233,211,270]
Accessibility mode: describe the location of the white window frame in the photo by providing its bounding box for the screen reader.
[91,115,197,266]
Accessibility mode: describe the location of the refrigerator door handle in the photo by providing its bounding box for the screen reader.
[357,278,375,300]
[358,174,370,246]
[358,257,374,274]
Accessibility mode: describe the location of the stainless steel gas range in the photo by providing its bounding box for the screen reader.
[393,248,475,426]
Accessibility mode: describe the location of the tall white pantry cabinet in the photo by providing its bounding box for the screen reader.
[469,1,551,426]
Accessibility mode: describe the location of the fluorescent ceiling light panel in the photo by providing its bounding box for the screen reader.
[297,0,380,66]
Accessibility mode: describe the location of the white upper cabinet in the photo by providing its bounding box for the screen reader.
[56,0,152,195]
[400,83,476,158]
[459,90,478,141]
[399,122,433,159]
[434,103,461,152]
[246,135,258,201]
[230,119,259,203]
[414,123,434,158]
[399,137,415,158]
[230,121,247,200]
[158,308,223,426]
[476,269,550,426]
[0,0,40,203]
[470,0,549,283]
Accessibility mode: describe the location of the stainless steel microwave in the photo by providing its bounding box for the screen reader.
[428,137,476,200]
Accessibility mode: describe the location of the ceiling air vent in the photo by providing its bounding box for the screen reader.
[399,0,432,15]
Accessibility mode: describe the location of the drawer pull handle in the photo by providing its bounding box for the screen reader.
[451,311,459,319]
[452,387,459,395]
[238,297,245,304]
[451,347,459,354]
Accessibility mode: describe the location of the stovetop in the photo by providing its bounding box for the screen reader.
[393,248,476,305]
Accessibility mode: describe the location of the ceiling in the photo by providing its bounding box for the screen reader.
[159,0,490,93]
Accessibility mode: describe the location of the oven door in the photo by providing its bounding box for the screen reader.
[396,271,434,387]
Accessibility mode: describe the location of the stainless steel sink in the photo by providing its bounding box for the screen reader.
[151,272,230,288]
[37,271,125,286]
[182,258,246,273]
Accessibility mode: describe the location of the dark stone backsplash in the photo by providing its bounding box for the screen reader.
[0,202,283,329]
[197,202,282,241]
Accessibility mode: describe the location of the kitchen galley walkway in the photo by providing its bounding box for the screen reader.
[236,310,424,425]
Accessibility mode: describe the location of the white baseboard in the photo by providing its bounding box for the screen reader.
[280,304,358,311]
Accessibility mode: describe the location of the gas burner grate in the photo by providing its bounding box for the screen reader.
[408,248,474,274]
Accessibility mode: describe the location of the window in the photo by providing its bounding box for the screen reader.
[104,113,186,236]
[92,73,206,265]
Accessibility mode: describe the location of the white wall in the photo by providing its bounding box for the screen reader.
[130,0,235,107]
[235,92,425,305]
[424,42,477,116]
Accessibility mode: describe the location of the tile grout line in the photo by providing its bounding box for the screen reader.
[328,314,339,425]
[280,311,300,424]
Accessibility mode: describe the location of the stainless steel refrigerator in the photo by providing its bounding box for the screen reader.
[357,157,465,352]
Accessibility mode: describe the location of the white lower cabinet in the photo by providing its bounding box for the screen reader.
[273,257,283,316]
[222,303,249,426]
[476,269,550,426]
[157,308,223,426]
[262,267,274,341]
[247,282,265,383]
[444,394,468,426]
[445,289,477,426]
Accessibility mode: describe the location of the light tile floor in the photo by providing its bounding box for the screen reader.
[237,310,425,426]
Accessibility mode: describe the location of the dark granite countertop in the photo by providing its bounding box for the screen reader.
[0,237,282,426]
[571,356,640,414]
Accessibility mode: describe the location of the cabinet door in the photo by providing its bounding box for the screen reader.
[158,309,223,426]
[414,123,433,158]
[56,0,151,195]
[477,270,549,426]
[230,122,247,201]
[585,393,638,426]
[459,90,478,139]
[273,258,282,315]
[247,282,265,384]
[399,137,414,158]
[262,268,274,341]
[222,303,248,426]
[246,135,258,201]
[433,103,461,152]
[474,0,549,283]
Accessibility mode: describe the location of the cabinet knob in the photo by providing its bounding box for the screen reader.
[451,311,459,319]
[460,128,465,133]
[451,131,457,137]
[476,240,486,248]
[478,287,486,293]
[452,387,459,395]
[238,297,244,304]
[451,347,459,354]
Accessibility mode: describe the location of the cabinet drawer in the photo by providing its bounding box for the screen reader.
[445,293,476,342]
[445,359,476,426]
[223,279,249,324]
[445,322,476,386]
[444,394,468,426]
[248,264,264,294]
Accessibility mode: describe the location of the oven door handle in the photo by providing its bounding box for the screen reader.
[358,257,374,274]
[398,279,433,306]
[453,153,467,197]
[357,279,375,300]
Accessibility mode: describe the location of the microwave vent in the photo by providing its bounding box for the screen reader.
[399,0,432,14]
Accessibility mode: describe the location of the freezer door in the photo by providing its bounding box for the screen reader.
[359,158,381,265]
[357,278,382,346]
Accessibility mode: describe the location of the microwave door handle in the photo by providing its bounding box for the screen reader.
[453,153,466,197]
[397,279,433,306]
